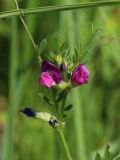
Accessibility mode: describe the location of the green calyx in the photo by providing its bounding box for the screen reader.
[57,81,72,90]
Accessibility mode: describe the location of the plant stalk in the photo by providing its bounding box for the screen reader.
[0,1,120,19]
[14,0,39,56]
[61,93,68,120]
[57,128,72,160]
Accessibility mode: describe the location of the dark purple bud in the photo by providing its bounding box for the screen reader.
[71,64,90,85]
[60,62,66,72]
[20,107,36,117]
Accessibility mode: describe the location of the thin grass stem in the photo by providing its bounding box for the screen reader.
[0,1,120,19]
[14,0,39,56]
[14,0,19,9]
[19,17,37,50]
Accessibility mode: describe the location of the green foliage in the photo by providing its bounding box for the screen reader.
[94,145,119,160]
[0,0,120,160]
[104,145,113,160]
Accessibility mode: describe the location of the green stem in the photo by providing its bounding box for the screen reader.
[57,128,72,160]
[20,17,37,49]
[52,89,58,116]
[14,0,39,57]
[0,0,120,19]
[61,93,68,120]
[14,0,19,9]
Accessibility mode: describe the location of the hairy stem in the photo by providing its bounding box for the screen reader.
[57,128,72,160]
[0,1,120,19]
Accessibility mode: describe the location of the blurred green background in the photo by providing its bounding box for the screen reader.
[0,0,120,160]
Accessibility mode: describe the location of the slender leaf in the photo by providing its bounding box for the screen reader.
[38,39,47,54]
[55,91,66,103]
[64,104,73,111]
[38,93,54,105]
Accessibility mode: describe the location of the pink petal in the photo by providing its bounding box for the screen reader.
[39,72,54,88]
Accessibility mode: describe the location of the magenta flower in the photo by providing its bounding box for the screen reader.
[71,64,90,85]
[39,61,62,88]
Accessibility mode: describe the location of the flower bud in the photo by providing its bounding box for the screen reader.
[60,62,66,72]
[71,64,90,85]
[56,55,62,65]
[39,61,63,88]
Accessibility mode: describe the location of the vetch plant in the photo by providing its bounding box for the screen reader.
[20,43,90,160]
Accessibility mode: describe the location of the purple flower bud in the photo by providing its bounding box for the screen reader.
[60,62,66,72]
[39,61,63,88]
[71,64,90,85]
